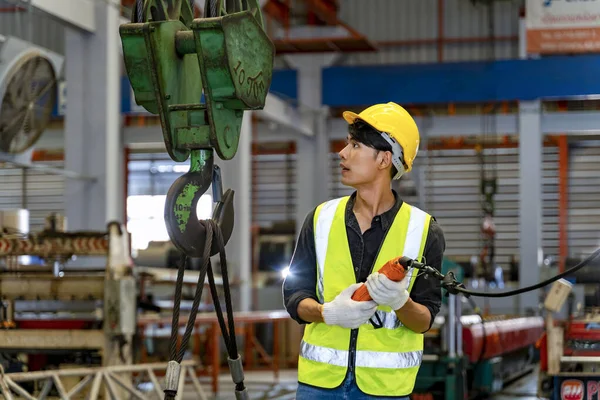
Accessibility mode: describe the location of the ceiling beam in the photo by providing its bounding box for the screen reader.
[15,0,97,33]
[329,111,600,139]
[35,110,600,153]
[255,93,313,137]
[35,121,303,150]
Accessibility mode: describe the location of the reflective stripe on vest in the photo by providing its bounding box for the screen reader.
[301,340,423,369]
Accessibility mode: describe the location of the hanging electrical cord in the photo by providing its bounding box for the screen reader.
[399,246,600,298]
[163,220,247,400]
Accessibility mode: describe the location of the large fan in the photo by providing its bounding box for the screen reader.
[0,35,63,154]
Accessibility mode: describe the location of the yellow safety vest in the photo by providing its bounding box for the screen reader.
[298,196,431,397]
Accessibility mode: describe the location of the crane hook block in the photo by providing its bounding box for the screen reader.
[119,1,274,257]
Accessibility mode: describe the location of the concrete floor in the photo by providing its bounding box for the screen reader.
[191,366,545,400]
[489,367,545,400]
[196,369,298,400]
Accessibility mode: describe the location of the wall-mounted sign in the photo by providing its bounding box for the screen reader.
[526,0,600,54]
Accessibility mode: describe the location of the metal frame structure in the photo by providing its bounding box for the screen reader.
[0,360,206,400]
[0,221,139,392]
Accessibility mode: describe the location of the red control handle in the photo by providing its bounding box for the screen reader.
[352,256,408,301]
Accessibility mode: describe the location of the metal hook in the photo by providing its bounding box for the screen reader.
[164,149,234,258]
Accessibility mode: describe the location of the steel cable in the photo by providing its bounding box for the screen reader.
[164,219,246,400]
[136,0,144,22]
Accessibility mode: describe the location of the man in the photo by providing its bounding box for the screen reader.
[282,102,446,399]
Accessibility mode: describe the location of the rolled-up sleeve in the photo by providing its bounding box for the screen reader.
[282,208,319,324]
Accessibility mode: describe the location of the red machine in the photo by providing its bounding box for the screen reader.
[538,312,600,372]
[536,310,600,400]
[462,316,545,363]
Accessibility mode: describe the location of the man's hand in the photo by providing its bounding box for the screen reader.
[321,283,378,329]
[365,272,410,311]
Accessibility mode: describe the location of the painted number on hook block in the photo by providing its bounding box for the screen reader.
[174,183,201,233]
[233,60,265,101]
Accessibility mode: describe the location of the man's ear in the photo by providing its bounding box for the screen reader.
[379,151,393,170]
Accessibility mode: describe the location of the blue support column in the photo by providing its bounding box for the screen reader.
[518,100,543,313]
[64,0,123,232]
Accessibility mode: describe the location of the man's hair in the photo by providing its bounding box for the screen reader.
[348,120,398,179]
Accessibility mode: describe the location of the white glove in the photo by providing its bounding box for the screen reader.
[365,272,410,311]
[321,283,378,329]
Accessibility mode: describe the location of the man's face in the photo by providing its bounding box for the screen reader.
[338,135,381,187]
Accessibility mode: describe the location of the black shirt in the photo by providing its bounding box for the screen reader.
[282,189,446,332]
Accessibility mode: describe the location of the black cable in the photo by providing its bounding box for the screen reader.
[455,246,600,297]
[136,0,144,22]
[403,246,600,298]
[164,219,246,400]
[208,220,245,391]
[168,253,188,361]
[177,225,214,362]
[215,224,240,358]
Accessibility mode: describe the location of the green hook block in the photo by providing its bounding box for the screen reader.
[119,5,274,163]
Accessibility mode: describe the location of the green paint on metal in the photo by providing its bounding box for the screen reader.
[174,183,200,234]
[190,149,211,172]
[119,3,274,163]
[172,150,212,233]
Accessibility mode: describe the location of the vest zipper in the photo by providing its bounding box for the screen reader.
[349,328,358,373]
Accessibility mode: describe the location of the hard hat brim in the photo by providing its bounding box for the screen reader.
[343,111,361,125]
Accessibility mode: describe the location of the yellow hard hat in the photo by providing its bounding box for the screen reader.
[342,102,420,173]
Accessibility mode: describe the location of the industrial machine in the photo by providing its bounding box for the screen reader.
[0,211,136,376]
[404,257,546,399]
[412,294,544,400]
[537,279,600,400]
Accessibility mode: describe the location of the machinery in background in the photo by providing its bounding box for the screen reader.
[133,240,213,273]
[133,241,182,269]
[412,292,544,400]
[0,210,136,375]
[537,279,600,400]
[561,256,600,308]
[409,259,545,399]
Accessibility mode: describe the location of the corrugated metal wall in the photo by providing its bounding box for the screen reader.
[338,0,521,65]
[422,145,559,270]
[0,161,64,232]
[253,153,297,227]
[568,141,600,257]
[0,3,65,56]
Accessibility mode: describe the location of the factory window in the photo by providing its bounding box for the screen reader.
[126,194,213,251]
